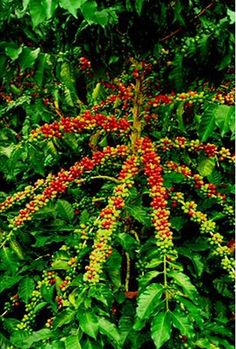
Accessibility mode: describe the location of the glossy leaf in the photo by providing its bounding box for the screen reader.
[98,318,121,348]
[65,335,82,349]
[171,309,193,337]
[77,311,99,339]
[136,283,163,320]
[151,311,172,349]
[18,277,35,303]
[169,271,198,299]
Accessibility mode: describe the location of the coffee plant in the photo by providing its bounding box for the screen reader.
[0,1,234,349]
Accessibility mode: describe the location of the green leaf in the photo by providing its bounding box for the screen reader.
[0,144,17,158]
[51,258,70,270]
[60,0,86,18]
[53,309,75,328]
[56,199,74,222]
[198,34,210,58]
[5,45,22,61]
[89,284,113,307]
[79,209,90,224]
[98,317,121,347]
[176,296,204,326]
[227,8,235,24]
[19,47,40,70]
[41,283,55,303]
[170,216,186,231]
[174,0,185,26]
[1,247,18,273]
[213,278,233,298]
[28,145,45,176]
[0,275,22,294]
[135,0,145,15]
[18,277,35,303]
[169,54,183,90]
[29,0,47,27]
[199,105,216,141]
[82,338,102,349]
[136,283,163,320]
[80,1,97,24]
[171,310,193,337]
[10,331,29,347]
[139,271,161,290]
[0,332,9,349]
[34,302,47,313]
[92,82,102,102]
[45,0,59,18]
[178,248,204,277]
[151,311,172,349]
[23,329,52,348]
[195,338,215,349]
[65,335,82,349]
[163,173,185,188]
[35,53,48,87]
[169,271,198,299]
[126,205,151,226]
[117,233,137,253]
[207,169,222,185]
[197,158,215,177]
[214,104,235,137]
[60,62,78,104]
[176,102,185,131]
[92,10,108,26]
[77,311,98,339]
[104,249,122,288]
[119,315,133,346]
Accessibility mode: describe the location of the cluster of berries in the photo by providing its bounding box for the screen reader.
[4,294,21,313]
[164,161,234,221]
[213,89,235,105]
[131,61,152,79]
[157,137,233,160]
[165,161,225,199]
[16,251,79,332]
[17,289,41,331]
[100,80,134,111]
[148,91,205,108]
[171,192,234,279]
[6,145,128,232]
[84,155,140,283]
[138,137,175,254]
[0,175,53,214]
[79,57,91,71]
[30,111,130,141]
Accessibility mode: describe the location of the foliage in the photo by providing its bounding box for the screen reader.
[0,1,235,349]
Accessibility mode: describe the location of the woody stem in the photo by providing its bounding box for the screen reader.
[131,77,143,151]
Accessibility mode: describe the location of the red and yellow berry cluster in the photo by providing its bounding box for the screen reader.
[138,137,175,254]
[84,155,140,283]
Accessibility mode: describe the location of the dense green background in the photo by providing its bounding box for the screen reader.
[0,1,234,348]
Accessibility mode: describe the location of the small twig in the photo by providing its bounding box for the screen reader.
[125,252,131,292]
[195,2,214,18]
[0,310,8,317]
[164,255,169,311]
[35,253,50,261]
[49,101,64,118]
[90,175,121,184]
[160,2,215,42]
[92,197,106,203]
[160,28,184,42]
[130,229,140,243]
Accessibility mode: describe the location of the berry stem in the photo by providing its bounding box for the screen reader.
[125,252,131,292]
[131,77,143,150]
[90,175,121,183]
[164,255,169,311]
